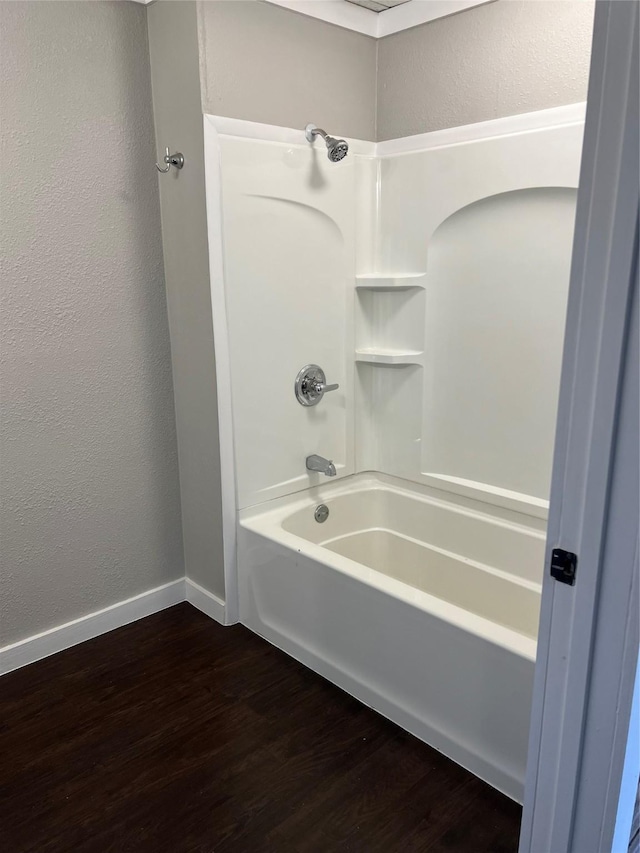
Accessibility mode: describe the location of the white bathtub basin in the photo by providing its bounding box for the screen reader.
[238,473,545,801]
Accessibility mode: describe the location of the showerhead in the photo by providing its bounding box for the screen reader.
[305,124,349,162]
[326,136,349,162]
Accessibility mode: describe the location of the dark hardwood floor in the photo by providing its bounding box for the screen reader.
[0,603,521,852]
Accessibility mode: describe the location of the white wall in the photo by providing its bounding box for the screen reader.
[0,1,184,646]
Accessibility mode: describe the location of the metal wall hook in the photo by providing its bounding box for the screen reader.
[156,147,184,173]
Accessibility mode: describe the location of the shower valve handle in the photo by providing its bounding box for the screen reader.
[295,365,339,407]
[312,381,339,395]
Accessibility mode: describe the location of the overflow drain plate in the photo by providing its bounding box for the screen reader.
[314,504,329,523]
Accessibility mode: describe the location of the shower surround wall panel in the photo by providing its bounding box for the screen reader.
[204,107,585,801]
[364,112,585,517]
[206,118,375,510]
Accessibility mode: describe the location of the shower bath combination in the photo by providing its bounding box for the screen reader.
[204,103,585,804]
[305,123,349,161]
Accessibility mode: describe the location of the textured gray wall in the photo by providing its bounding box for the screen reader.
[197,0,377,139]
[147,1,225,599]
[377,0,595,140]
[0,1,184,646]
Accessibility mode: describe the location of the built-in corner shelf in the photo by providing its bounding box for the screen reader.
[355,273,427,290]
[355,349,424,366]
[356,275,426,367]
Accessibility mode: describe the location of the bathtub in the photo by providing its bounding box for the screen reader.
[238,473,545,802]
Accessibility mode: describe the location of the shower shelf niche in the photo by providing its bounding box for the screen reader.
[355,281,426,369]
[355,273,427,290]
[355,349,424,366]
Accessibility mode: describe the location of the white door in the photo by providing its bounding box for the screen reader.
[519,1,639,851]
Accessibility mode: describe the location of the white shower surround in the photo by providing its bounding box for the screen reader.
[203,105,585,798]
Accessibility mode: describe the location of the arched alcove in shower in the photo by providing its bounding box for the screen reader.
[423,187,577,500]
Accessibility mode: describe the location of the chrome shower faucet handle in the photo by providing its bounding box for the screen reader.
[295,364,339,407]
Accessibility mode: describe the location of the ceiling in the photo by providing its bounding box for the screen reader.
[345,0,412,12]
[265,1,492,38]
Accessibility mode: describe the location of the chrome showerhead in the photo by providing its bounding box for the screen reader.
[326,137,349,162]
[305,124,349,162]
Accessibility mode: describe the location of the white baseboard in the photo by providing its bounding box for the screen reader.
[185,578,228,625]
[0,576,232,677]
[0,579,186,676]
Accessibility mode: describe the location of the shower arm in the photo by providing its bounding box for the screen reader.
[305,124,329,144]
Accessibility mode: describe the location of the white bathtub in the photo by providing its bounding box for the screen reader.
[238,473,545,802]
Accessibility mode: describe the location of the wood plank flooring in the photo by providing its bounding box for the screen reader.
[0,603,522,852]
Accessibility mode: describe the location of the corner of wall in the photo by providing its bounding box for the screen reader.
[147,0,226,603]
[195,0,209,116]
[374,36,380,143]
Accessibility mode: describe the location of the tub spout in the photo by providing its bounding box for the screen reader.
[306,454,336,477]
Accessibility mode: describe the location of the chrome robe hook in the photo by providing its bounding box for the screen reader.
[156,147,184,173]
